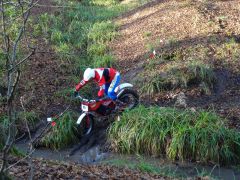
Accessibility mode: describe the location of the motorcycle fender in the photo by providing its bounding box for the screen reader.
[117,89,125,98]
[114,83,133,93]
[76,113,87,125]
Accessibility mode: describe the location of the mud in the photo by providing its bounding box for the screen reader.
[16,131,240,180]
[15,117,111,164]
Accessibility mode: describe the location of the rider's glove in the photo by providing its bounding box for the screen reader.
[98,85,105,97]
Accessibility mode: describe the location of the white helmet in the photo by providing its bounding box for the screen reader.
[83,68,95,81]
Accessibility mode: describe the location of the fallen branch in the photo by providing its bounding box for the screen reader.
[20,96,34,180]
[5,149,35,171]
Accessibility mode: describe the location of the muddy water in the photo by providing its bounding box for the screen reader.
[16,140,108,164]
[16,139,240,180]
[104,153,240,179]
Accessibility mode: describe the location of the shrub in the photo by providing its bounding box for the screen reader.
[108,106,240,164]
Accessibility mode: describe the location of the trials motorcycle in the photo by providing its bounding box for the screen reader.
[47,82,139,137]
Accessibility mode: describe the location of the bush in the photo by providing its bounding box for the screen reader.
[108,106,240,164]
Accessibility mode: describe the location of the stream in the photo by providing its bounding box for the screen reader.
[16,131,240,180]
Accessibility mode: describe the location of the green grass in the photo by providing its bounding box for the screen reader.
[140,60,215,96]
[34,0,150,70]
[17,111,39,130]
[29,0,151,149]
[104,157,183,178]
[30,0,151,98]
[41,111,79,150]
[108,106,240,165]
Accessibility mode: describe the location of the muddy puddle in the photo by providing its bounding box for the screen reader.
[104,154,240,179]
[16,138,240,180]
[16,142,107,164]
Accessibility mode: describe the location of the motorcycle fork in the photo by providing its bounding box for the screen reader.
[86,114,90,128]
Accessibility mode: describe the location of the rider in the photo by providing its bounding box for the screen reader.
[75,68,121,100]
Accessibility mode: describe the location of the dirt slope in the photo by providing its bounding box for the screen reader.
[111,0,240,128]
[112,0,214,70]
[112,0,240,72]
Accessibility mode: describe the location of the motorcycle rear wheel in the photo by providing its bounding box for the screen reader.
[117,89,139,110]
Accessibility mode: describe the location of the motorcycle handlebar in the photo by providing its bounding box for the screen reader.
[74,92,110,102]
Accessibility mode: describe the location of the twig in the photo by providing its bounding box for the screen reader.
[0,0,40,28]
[20,96,34,180]
[22,0,78,9]
[8,49,36,73]
[0,0,38,176]
[5,149,35,171]
[33,4,79,9]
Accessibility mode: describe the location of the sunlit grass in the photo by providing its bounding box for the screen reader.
[140,60,215,96]
[108,106,240,164]
[30,0,152,149]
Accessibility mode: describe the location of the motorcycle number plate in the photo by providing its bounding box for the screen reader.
[81,104,88,111]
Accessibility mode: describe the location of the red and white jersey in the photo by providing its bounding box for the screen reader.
[76,68,117,92]
[92,68,117,86]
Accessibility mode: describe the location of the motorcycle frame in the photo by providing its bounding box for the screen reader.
[76,83,133,125]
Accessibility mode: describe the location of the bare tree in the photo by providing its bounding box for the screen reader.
[0,0,36,178]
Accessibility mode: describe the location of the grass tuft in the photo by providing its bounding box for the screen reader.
[140,61,215,96]
[41,111,79,150]
[108,106,240,164]
[17,111,39,130]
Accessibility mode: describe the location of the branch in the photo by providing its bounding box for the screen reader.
[8,48,36,73]
[22,0,78,9]
[11,0,35,64]
[1,0,40,26]
[0,0,37,176]
[7,69,21,103]
[0,0,10,64]
[5,149,35,171]
[32,4,78,9]
[20,96,34,180]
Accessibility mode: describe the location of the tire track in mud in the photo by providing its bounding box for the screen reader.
[15,115,112,164]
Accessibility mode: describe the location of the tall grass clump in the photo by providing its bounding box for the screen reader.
[108,106,240,164]
[41,111,79,150]
[140,61,215,96]
[17,111,39,130]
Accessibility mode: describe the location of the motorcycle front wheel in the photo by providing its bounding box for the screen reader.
[75,114,94,138]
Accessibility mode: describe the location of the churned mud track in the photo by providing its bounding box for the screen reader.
[16,114,113,164]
